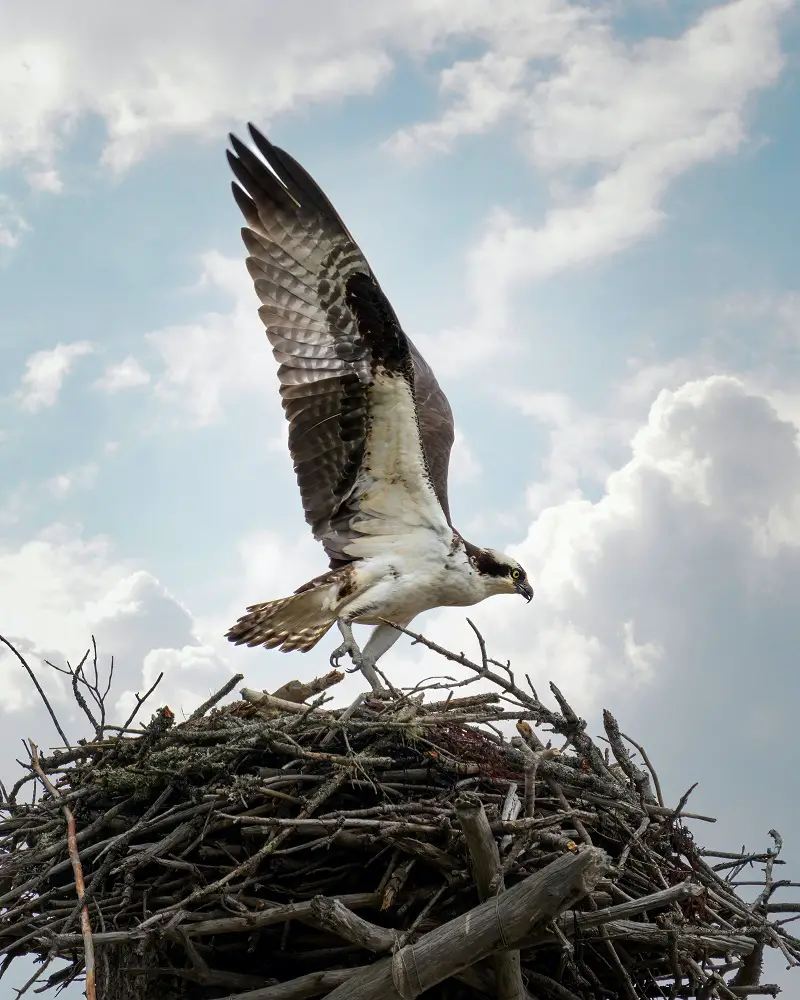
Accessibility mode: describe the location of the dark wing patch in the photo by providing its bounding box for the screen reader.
[228,126,453,563]
[345,273,409,371]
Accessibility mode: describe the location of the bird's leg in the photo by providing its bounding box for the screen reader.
[330,619,384,693]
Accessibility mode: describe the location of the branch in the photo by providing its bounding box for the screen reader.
[29,742,95,1000]
[456,793,526,1000]
[224,967,365,1000]
[309,896,397,951]
[270,670,344,703]
[187,673,244,722]
[322,847,608,1000]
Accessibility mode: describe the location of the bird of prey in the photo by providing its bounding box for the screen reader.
[225,125,533,691]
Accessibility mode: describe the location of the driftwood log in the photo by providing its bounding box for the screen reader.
[0,623,797,1000]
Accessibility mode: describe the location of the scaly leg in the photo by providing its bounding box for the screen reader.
[329,619,384,693]
[361,620,409,665]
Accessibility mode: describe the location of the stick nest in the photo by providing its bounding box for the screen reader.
[0,625,798,1000]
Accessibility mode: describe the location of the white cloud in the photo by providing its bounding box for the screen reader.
[148,250,277,425]
[381,372,800,716]
[392,0,791,292]
[46,461,99,497]
[506,390,632,514]
[405,2,793,380]
[0,525,231,736]
[14,340,93,412]
[199,527,334,692]
[0,194,29,248]
[386,51,530,161]
[94,355,150,392]
[27,167,63,193]
[208,527,325,633]
[0,0,591,177]
[482,0,790,286]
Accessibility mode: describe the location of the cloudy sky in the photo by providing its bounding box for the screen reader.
[2,0,800,994]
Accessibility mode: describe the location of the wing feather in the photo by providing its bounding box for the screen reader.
[228,125,456,564]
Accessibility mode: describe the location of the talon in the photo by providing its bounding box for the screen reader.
[329,644,348,669]
[333,619,385,694]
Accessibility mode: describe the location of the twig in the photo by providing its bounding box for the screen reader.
[0,636,69,746]
[620,729,665,807]
[120,672,165,730]
[187,673,244,722]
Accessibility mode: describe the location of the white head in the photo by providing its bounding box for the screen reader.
[469,546,534,601]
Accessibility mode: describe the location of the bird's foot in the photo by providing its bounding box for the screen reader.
[329,640,358,671]
[330,621,387,695]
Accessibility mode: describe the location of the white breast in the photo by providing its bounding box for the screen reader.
[342,538,493,625]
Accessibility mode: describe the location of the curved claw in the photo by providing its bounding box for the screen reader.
[331,619,385,694]
[329,643,347,670]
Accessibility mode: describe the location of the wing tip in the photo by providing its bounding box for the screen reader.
[230,181,258,227]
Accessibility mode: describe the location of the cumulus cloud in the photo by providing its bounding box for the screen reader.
[197,526,335,694]
[147,251,275,425]
[93,355,150,392]
[0,525,231,764]
[475,0,791,289]
[26,168,62,193]
[376,374,800,726]
[390,0,791,297]
[0,0,590,177]
[386,51,531,161]
[13,341,93,412]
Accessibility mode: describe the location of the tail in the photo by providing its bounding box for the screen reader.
[226,584,337,653]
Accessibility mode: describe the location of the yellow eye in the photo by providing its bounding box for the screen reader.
[511,569,520,580]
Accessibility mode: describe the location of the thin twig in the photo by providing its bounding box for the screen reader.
[0,636,69,746]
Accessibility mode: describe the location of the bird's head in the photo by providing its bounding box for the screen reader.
[470,547,534,602]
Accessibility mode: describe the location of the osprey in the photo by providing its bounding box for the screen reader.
[225,125,533,691]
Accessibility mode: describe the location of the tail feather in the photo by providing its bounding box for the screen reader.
[226,588,336,653]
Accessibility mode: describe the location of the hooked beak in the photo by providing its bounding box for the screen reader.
[516,579,534,603]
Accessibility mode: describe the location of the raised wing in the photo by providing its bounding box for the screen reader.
[227,125,456,566]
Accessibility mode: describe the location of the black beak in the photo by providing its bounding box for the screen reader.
[516,579,534,602]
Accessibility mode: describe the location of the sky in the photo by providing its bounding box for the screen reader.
[1,0,800,994]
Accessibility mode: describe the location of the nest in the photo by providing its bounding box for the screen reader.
[0,625,798,1000]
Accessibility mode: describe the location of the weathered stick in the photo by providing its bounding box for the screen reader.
[29,742,96,1000]
[322,847,608,1000]
[529,882,705,945]
[50,892,382,945]
[456,793,526,1000]
[240,688,330,715]
[307,895,534,998]
[309,896,397,952]
[226,967,365,1000]
[270,670,344,703]
[187,673,244,722]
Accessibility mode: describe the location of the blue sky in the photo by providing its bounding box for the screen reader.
[2,0,800,994]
